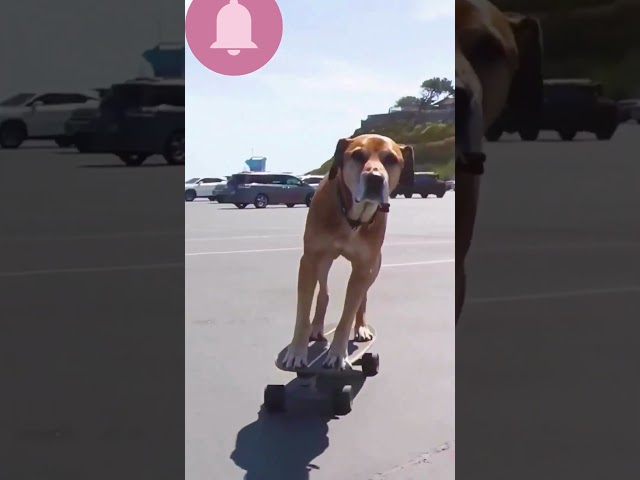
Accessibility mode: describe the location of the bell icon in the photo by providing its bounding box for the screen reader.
[210,0,258,56]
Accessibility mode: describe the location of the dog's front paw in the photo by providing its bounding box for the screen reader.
[354,324,374,342]
[282,343,308,370]
[323,347,352,371]
[309,323,326,341]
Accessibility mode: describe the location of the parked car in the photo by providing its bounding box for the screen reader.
[65,77,185,166]
[0,91,99,149]
[617,99,640,123]
[300,174,325,189]
[445,179,455,191]
[391,172,447,199]
[485,78,619,142]
[217,172,316,209]
[184,177,225,202]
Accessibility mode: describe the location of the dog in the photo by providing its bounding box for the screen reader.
[455,0,543,324]
[282,134,414,370]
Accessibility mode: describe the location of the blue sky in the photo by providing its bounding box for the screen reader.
[185,0,454,178]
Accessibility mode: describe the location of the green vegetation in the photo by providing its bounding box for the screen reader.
[308,78,455,179]
[308,122,454,178]
[496,0,640,98]
[394,77,454,110]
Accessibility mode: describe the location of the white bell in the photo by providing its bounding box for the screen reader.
[210,0,258,56]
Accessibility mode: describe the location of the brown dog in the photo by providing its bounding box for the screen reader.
[455,0,543,323]
[282,134,414,370]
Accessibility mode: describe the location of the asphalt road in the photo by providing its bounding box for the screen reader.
[458,125,640,479]
[186,194,455,479]
[1,146,185,479]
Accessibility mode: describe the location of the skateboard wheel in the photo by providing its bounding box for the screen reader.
[332,385,353,416]
[361,352,380,377]
[264,384,286,413]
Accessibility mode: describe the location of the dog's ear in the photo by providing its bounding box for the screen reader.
[398,144,415,187]
[506,14,544,120]
[328,138,352,180]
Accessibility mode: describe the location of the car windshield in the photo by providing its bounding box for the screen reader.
[101,84,184,109]
[0,93,36,106]
[185,178,200,184]
[545,85,598,103]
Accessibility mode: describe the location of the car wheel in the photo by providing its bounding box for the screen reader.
[254,193,269,209]
[519,128,539,141]
[235,203,247,209]
[185,189,197,202]
[55,136,73,148]
[164,130,185,165]
[0,121,26,149]
[118,153,148,166]
[208,196,218,202]
[390,193,397,199]
[484,127,502,142]
[437,192,445,198]
[558,130,576,141]
[421,194,428,198]
[286,203,295,208]
[404,193,412,199]
[305,193,314,207]
[596,129,615,140]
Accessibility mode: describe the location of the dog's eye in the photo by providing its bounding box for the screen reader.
[351,148,369,163]
[382,152,397,167]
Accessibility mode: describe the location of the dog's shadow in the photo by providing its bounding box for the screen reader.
[231,375,366,480]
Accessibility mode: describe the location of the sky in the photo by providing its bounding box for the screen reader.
[186,0,455,179]
[0,0,182,97]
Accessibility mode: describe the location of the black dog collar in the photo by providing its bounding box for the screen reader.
[336,181,389,230]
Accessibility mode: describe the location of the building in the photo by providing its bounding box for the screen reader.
[142,42,185,78]
[245,156,267,172]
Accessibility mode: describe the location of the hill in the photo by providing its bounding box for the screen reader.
[495,0,640,98]
[307,121,455,180]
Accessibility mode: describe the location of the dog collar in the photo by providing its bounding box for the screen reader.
[336,180,389,230]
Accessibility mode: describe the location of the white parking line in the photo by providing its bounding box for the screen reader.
[467,285,640,304]
[0,262,184,278]
[186,227,298,233]
[186,234,300,241]
[382,259,454,268]
[475,241,640,253]
[0,231,184,242]
[184,240,454,256]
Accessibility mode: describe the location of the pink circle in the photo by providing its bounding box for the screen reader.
[186,0,283,76]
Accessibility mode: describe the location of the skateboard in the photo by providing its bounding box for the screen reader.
[264,323,379,416]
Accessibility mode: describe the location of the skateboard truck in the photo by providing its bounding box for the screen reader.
[265,323,379,416]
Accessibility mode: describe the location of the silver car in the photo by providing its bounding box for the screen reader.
[218,172,316,209]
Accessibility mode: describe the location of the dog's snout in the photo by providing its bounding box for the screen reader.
[365,173,384,193]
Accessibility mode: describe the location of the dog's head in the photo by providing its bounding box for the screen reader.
[455,2,543,167]
[328,134,414,207]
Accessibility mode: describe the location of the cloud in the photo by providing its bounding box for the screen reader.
[414,0,454,22]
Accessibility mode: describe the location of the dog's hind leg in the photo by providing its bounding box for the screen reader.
[354,253,381,341]
[310,255,334,341]
[283,252,320,369]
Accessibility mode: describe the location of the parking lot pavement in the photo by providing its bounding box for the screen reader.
[2,146,185,479]
[457,125,640,479]
[186,194,455,479]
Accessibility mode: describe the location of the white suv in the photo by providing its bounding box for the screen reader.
[185,177,226,202]
[0,92,99,149]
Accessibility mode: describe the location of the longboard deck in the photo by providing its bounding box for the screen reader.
[275,323,376,376]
